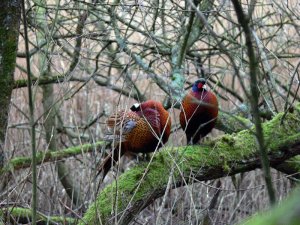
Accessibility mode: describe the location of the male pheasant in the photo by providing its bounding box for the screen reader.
[99,100,171,179]
[180,79,218,144]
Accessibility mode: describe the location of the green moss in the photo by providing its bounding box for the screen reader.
[287,156,300,171]
[216,113,253,134]
[80,111,300,224]
[263,112,300,150]
[82,160,171,224]
[0,207,76,225]
[223,162,231,173]
[294,103,300,112]
[176,111,300,173]
[221,135,235,146]
[84,157,172,224]
[0,141,105,175]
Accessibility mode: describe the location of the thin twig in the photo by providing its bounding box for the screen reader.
[231,0,276,205]
[21,0,37,223]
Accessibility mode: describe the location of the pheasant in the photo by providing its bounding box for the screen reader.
[99,100,171,180]
[180,78,218,144]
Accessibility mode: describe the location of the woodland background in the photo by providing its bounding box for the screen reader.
[0,0,300,224]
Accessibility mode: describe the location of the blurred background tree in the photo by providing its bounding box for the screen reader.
[0,0,299,224]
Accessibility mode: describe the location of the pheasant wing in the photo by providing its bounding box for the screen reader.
[104,110,139,142]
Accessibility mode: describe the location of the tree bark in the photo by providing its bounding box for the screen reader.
[0,0,21,191]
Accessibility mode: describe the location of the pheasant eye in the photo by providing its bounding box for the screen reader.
[130,103,141,111]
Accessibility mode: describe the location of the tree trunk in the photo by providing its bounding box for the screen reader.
[0,0,21,191]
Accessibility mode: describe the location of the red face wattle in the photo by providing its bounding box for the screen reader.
[197,83,204,89]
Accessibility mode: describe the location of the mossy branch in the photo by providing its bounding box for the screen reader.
[216,111,253,134]
[79,110,300,225]
[0,110,259,178]
[0,141,105,176]
[274,156,300,181]
[0,206,77,225]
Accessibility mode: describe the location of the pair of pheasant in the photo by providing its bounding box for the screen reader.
[100,79,218,178]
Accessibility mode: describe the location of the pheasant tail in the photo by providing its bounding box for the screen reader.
[97,147,125,181]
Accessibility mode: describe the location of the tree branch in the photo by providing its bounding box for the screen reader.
[231,0,276,205]
[0,141,105,176]
[170,0,215,101]
[0,206,77,225]
[79,110,300,225]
